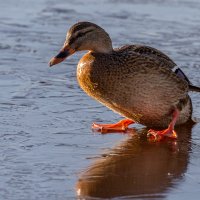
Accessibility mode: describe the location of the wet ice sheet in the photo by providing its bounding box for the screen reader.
[0,0,200,199]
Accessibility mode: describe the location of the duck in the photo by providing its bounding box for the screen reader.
[49,21,200,141]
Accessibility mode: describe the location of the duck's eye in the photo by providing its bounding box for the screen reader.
[77,32,85,38]
[77,29,93,39]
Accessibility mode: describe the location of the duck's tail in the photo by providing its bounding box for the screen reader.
[189,84,200,92]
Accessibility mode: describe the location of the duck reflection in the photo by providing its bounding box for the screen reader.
[76,120,195,199]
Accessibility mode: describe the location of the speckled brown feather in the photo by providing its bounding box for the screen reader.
[77,45,192,128]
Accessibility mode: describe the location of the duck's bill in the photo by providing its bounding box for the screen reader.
[49,45,75,67]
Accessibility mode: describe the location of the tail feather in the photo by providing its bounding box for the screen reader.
[189,84,200,92]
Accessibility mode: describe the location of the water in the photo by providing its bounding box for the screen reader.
[0,0,200,199]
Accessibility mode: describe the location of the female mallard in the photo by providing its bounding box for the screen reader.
[49,22,200,141]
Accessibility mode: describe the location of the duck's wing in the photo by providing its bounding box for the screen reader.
[131,45,200,92]
[117,45,200,92]
[115,45,188,95]
[131,45,176,69]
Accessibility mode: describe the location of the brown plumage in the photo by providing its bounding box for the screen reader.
[49,21,200,139]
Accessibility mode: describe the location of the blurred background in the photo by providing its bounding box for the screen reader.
[1,0,200,199]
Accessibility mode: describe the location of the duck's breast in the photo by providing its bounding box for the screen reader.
[77,52,105,100]
[77,52,122,109]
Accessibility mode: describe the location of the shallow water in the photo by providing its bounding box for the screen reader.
[1,0,200,199]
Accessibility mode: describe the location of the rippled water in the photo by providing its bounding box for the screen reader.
[1,0,200,199]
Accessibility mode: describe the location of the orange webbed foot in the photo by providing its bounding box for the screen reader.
[147,128,177,142]
[147,108,179,142]
[92,119,134,134]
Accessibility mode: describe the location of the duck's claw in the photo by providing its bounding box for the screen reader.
[147,128,177,142]
[92,119,134,134]
[147,108,179,142]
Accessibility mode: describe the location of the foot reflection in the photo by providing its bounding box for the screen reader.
[76,120,195,199]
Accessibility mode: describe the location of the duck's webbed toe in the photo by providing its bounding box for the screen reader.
[92,119,134,134]
[147,108,179,142]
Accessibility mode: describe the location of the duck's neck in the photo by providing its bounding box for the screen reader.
[91,32,113,54]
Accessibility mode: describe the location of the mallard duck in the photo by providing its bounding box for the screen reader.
[49,21,200,141]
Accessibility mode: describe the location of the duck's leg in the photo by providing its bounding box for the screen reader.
[147,109,179,141]
[92,119,135,133]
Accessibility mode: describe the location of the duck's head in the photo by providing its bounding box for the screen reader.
[49,21,113,67]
